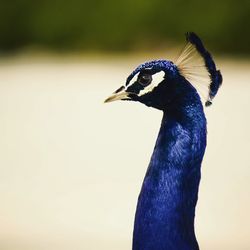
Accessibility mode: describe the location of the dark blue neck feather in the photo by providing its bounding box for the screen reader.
[133,92,207,250]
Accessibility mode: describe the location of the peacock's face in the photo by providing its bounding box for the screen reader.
[104,60,180,110]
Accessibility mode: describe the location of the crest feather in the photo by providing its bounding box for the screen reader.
[175,32,222,106]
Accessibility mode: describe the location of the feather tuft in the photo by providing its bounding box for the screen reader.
[176,32,222,106]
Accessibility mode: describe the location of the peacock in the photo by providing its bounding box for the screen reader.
[105,32,222,250]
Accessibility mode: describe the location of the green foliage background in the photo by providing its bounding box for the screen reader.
[1,0,249,54]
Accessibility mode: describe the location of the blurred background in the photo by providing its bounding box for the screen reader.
[0,0,250,249]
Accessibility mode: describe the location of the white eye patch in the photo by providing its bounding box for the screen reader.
[125,72,140,90]
[138,71,165,97]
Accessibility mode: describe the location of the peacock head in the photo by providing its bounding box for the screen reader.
[104,60,181,110]
[104,33,222,110]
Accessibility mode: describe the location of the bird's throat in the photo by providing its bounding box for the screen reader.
[133,106,206,250]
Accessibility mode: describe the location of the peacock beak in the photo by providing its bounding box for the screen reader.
[104,86,131,103]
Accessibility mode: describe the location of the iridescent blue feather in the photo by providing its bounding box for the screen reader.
[126,60,177,85]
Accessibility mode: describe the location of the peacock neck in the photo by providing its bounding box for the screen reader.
[133,98,207,250]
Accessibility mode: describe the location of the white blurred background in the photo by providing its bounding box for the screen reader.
[0,55,249,250]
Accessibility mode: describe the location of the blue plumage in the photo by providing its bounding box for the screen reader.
[105,33,222,250]
[126,60,177,85]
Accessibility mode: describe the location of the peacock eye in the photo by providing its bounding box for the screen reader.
[138,74,152,86]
